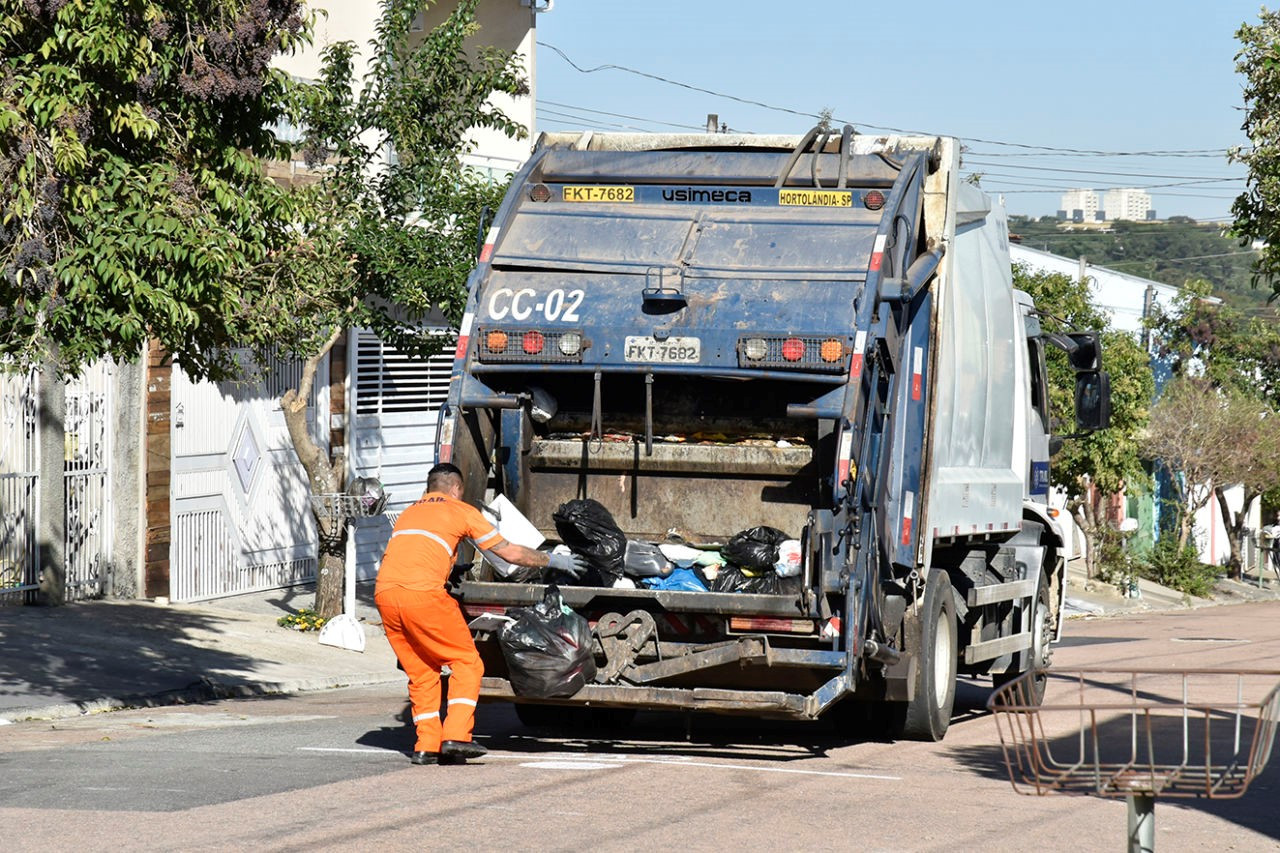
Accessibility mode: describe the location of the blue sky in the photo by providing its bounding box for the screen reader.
[532,1,1265,223]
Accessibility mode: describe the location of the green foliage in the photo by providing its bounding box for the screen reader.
[1009,216,1264,313]
[279,0,528,361]
[1232,8,1280,298]
[1094,526,1139,589]
[1,0,314,377]
[1135,536,1220,598]
[278,608,326,631]
[1147,281,1280,405]
[1012,263,1153,497]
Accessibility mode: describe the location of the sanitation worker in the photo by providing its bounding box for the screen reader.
[375,462,585,765]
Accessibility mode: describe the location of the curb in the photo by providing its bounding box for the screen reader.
[0,672,405,725]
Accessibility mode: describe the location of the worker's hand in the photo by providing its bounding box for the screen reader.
[546,551,588,578]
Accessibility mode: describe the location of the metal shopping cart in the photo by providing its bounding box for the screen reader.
[988,668,1280,852]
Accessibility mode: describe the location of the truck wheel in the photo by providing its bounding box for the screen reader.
[992,570,1051,706]
[898,568,958,741]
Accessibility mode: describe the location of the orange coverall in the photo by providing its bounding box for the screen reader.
[375,492,502,753]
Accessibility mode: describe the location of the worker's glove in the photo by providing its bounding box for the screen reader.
[546,551,588,578]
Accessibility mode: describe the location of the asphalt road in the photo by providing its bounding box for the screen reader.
[2,603,1278,852]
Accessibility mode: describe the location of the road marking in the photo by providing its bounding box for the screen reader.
[298,747,398,755]
[488,752,900,780]
[296,747,900,779]
[520,760,623,770]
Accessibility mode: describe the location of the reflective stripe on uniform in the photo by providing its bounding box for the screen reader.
[413,711,441,722]
[392,529,455,557]
[447,698,477,707]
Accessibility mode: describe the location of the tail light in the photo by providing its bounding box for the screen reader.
[476,327,587,363]
[737,335,848,372]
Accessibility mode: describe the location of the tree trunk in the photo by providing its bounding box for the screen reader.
[1071,487,1103,582]
[1214,485,1257,581]
[280,327,347,619]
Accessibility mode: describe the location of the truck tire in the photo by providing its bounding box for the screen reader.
[992,569,1052,706]
[897,568,958,741]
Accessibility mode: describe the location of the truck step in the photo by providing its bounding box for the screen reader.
[481,677,812,718]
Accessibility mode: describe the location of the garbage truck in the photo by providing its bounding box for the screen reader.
[432,127,1111,740]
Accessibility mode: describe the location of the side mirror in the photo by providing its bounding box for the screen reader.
[1074,370,1111,432]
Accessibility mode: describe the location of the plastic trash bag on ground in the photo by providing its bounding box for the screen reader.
[722,526,790,572]
[642,567,709,592]
[498,585,597,698]
[624,540,675,578]
[552,499,627,585]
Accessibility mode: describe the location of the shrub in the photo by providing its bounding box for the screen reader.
[278,608,327,631]
[1136,537,1219,598]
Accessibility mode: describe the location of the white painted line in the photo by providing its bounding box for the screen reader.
[520,760,624,770]
[298,747,397,755]
[296,747,899,780]
[486,751,900,781]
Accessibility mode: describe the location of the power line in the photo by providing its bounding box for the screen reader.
[1105,250,1259,268]
[541,42,1245,158]
[540,100,707,132]
[964,160,1242,181]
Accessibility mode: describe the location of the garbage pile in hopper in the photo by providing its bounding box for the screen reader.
[485,497,803,594]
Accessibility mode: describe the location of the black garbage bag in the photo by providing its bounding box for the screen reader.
[552,499,627,585]
[498,585,598,698]
[711,565,803,596]
[722,526,789,572]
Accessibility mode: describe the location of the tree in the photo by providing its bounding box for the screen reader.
[1146,281,1280,572]
[1012,263,1154,579]
[272,0,527,617]
[1233,8,1280,298]
[0,0,314,376]
[1212,394,1280,574]
[1141,377,1279,568]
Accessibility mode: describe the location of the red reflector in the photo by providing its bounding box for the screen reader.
[728,617,815,634]
[781,338,805,361]
[522,330,545,354]
[864,190,885,210]
[529,183,551,202]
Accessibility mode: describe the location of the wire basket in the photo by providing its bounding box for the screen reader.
[988,668,1280,800]
[309,493,391,529]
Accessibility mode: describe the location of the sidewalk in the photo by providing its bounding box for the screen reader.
[0,581,402,724]
[3,568,1279,725]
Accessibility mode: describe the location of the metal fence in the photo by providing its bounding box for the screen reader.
[0,361,114,605]
[0,367,39,603]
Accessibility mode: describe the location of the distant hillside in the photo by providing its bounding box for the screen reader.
[1007,216,1274,314]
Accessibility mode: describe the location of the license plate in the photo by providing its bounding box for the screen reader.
[562,185,635,203]
[624,336,701,364]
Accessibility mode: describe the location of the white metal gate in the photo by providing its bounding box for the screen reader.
[1,361,114,603]
[64,360,113,598]
[0,367,39,602]
[350,329,452,579]
[169,353,326,602]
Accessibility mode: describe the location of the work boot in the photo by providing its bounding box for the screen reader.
[410,751,440,765]
[440,740,487,763]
